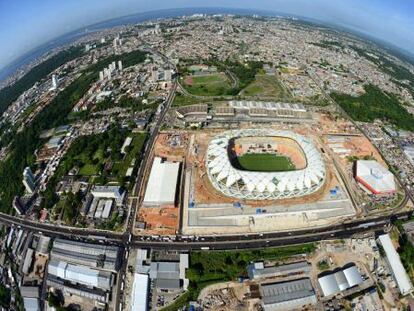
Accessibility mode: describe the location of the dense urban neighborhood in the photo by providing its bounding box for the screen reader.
[0,11,414,311]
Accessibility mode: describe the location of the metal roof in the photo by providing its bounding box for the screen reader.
[378,234,413,295]
[248,261,310,279]
[48,259,112,290]
[260,278,316,305]
[23,297,39,311]
[343,266,364,288]
[318,265,364,297]
[355,160,396,194]
[131,273,149,311]
[143,157,180,206]
[150,262,180,280]
[156,278,181,290]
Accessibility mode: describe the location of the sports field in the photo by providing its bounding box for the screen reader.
[235,153,296,172]
[183,72,232,96]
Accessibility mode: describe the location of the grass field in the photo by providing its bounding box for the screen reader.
[172,93,207,107]
[235,153,295,172]
[182,72,232,96]
[78,164,98,176]
[241,74,289,98]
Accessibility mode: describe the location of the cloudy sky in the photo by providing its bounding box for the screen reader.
[0,0,413,69]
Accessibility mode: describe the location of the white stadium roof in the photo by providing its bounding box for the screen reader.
[206,129,326,200]
[143,157,180,206]
[355,160,396,194]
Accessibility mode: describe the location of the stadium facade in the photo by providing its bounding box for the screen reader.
[206,129,326,200]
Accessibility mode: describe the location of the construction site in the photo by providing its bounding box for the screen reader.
[134,109,405,236]
[135,133,189,235]
[181,125,355,235]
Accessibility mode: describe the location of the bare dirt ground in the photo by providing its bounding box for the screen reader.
[153,132,189,160]
[317,113,360,135]
[138,206,179,235]
[28,253,48,279]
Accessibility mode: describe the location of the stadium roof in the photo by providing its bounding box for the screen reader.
[229,100,306,112]
[318,265,363,297]
[206,129,325,200]
[378,234,413,295]
[355,160,396,194]
[143,157,180,206]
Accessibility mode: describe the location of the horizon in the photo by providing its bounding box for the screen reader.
[1,1,414,75]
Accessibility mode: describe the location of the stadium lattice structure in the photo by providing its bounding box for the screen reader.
[206,129,326,200]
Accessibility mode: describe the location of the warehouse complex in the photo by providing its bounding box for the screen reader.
[46,239,120,305]
[143,157,181,206]
[50,238,121,271]
[355,160,396,195]
[48,259,113,290]
[206,129,326,200]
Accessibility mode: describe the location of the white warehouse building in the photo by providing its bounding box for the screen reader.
[206,129,326,200]
[48,259,113,290]
[377,234,413,295]
[318,265,363,297]
[143,157,181,207]
[131,273,149,311]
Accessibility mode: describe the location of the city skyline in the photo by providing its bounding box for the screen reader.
[0,0,413,71]
[1,9,414,311]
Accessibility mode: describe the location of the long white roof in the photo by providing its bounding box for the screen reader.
[143,157,180,206]
[206,129,325,200]
[48,259,111,290]
[356,160,396,194]
[131,273,149,311]
[378,234,413,295]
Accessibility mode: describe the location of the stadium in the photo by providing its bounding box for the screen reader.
[206,129,326,200]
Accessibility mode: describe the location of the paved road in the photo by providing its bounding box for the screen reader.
[115,45,178,310]
[132,221,389,250]
[1,209,411,248]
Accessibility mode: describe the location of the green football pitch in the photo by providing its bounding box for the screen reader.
[235,153,296,172]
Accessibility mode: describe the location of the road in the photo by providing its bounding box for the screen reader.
[115,45,178,310]
[1,208,411,249]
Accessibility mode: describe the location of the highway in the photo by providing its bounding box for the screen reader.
[1,208,412,248]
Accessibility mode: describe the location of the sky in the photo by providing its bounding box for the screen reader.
[0,0,413,69]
